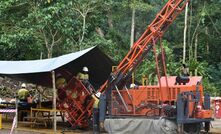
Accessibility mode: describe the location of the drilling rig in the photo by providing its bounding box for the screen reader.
[57,0,213,133]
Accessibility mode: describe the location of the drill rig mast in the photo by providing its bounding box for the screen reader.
[99,0,189,114]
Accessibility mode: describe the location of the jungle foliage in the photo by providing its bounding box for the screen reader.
[0,0,220,95]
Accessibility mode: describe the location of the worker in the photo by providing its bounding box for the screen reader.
[76,66,89,81]
[92,92,101,134]
[181,63,189,77]
[56,73,68,103]
[175,63,190,85]
[77,67,95,93]
[18,83,30,102]
[17,83,30,121]
[55,73,67,90]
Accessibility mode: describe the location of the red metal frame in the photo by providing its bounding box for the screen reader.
[57,77,94,128]
[111,77,205,117]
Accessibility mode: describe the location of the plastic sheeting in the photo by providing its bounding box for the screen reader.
[0,46,115,87]
[104,118,177,134]
[0,47,95,74]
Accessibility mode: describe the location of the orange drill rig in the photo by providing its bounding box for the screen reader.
[57,0,213,133]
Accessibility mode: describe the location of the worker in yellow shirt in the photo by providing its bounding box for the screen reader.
[92,92,101,134]
[18,83,30,102]
[17,83,31,121]
[56,73,68,103]
[55,73,67,90]
[76,66,95,93]
[76,66,89,81]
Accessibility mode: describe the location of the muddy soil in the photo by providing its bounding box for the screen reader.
[0,119,220,134]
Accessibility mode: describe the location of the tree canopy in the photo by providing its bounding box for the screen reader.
[0,0,220,95]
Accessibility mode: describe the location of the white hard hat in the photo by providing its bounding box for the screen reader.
[21,83,26,88]
[82,66,89,72]
[130,83,136,88]
[95,92,101,98]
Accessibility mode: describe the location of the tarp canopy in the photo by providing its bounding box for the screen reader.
[0,46,115,88]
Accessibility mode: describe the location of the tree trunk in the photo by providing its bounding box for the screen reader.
[194,33,198,61]
[190,2,204,61]
[130,7,136,84]
[47,49,52,58]
[183,2,188,64]
[79,16,86,50]
[130,8,135,48]
[205,26,209,54]
[188,1,192,61]
[194,33,198,76]
[107,9,113,29]
[40,52,43,59]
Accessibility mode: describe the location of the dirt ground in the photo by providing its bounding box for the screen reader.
[0,119,221,134]
[210,119,221,134]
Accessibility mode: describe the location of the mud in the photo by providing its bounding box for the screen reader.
[0,119,220,134]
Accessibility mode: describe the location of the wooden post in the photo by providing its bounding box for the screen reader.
[15,97,18,128]
[0,114,2,129]
[39,53,43,108]
[52,71,57,134]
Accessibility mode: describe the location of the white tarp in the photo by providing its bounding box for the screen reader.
[0,46,95,74]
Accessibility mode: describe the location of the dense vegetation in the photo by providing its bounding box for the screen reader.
[0,0,220,96]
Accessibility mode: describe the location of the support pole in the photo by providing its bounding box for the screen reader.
[52,71,57,134]
[15,97,18,128]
